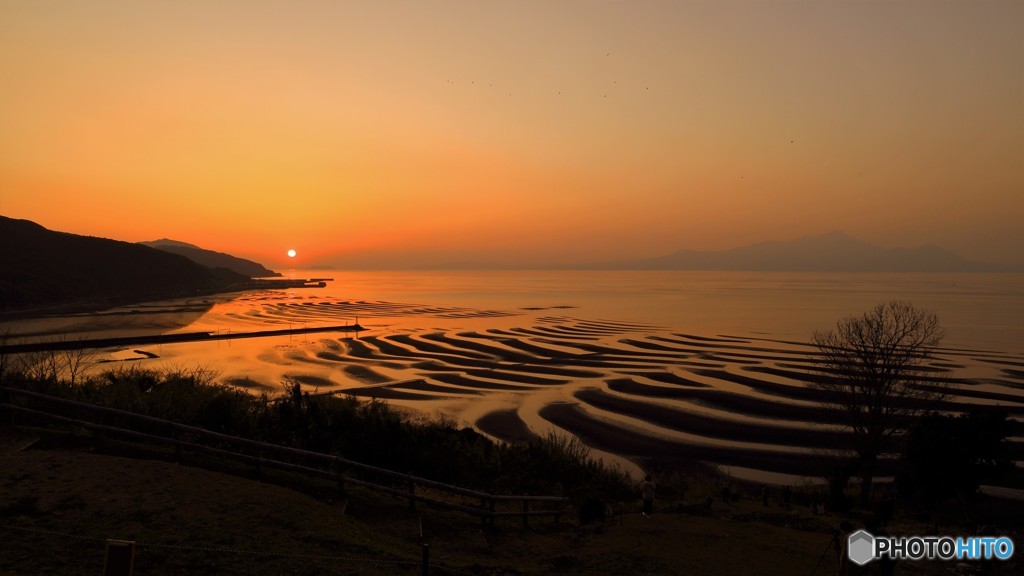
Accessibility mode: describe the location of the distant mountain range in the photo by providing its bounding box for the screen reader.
[0,217,249,312]
[140,239,279,278]
[591,232,1019,273]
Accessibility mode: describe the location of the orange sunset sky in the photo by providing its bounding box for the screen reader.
[1,1,1021,269]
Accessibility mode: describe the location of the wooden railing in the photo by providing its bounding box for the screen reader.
[0,386,568,525]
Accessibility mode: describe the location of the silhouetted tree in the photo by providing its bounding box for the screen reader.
[812,300,948,506]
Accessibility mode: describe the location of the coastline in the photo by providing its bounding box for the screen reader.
[3,270,1022,488]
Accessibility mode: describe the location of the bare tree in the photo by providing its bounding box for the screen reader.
[812,300,948,506]
[18,347,62,383]
[55,334,97,386]
[4,333,98,386]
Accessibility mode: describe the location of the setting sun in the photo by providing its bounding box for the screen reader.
[287,249,296,258]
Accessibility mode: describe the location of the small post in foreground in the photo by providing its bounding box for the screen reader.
[104,539,135,576]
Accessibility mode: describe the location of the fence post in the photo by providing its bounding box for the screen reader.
[173,429,182,462]
[421,543,430,576]
[254,447,263,480]
[93,428,105,451]
[2,387,13,427]
[332,457,344,495]
[103,539,135,576]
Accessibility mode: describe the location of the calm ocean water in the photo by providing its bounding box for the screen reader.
[270,269,1024,352]
[6,270,1020,351]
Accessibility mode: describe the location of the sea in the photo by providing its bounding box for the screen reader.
[4,270,1023,484]
[286,269,1024,350]
[8,270,1022,349]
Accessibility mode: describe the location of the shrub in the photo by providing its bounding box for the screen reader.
[5,368,634,503]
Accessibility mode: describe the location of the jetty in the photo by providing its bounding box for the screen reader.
[0,323,366,354]
[245,278,331,289]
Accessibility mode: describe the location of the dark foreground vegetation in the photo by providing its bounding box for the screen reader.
[2,363,1022,574]
[1,365,633,504]
[0,433,901,576]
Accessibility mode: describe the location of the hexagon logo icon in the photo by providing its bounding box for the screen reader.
[847,530,875,566]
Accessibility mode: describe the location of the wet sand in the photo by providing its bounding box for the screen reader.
[181,299,1024,481]
[13,294,1024,483]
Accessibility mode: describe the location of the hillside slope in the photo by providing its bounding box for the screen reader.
[140,239,279,278]
[0,216,246,311]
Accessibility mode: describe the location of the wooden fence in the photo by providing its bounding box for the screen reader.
[0,386,568,526]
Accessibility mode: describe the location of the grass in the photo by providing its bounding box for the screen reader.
[1,366,634,504]
[3,428,1020,575]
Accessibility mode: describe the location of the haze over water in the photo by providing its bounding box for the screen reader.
[188,270,1023,350]
[10,269,1020,351]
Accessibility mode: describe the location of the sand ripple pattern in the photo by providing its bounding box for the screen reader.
[221,297,519,326]
[219,301,1024,479]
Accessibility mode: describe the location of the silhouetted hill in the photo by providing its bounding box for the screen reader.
[140,239,280,278]
[0,216,248,311]
[593,232,1017,273]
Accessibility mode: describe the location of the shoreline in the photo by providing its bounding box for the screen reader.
[3,286,1022,489]
[0,279,335,323]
